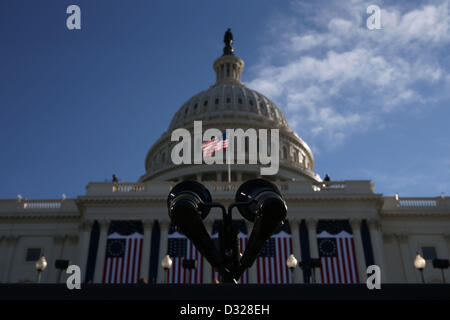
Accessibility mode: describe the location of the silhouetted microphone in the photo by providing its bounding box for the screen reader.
[235,179,287,277]
[167,181,226,273]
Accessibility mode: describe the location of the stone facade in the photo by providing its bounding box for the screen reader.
[1,45,449,285]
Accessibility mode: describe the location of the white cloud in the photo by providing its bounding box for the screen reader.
[383,4,450,44]
[247,0,450,148]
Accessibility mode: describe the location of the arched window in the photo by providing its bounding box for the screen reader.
[260,103,267,115]
[283,146,288,160]
[299,151,304,164]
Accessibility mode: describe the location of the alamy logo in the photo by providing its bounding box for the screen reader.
[171,121,280,175]
[66,264,81,290]
[366,265,381,289]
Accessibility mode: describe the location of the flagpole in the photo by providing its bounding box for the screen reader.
[222,134,234,190]
[227,139,231,186]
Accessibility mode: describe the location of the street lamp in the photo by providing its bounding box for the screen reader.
[35,256,47,283]
[161,254,173,283]
[286,254,298,283]
[414,253,426,283]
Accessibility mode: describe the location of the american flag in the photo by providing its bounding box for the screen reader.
[202,133,228,157]
[256,230,293,284]
[102,232,143,284]
[167,230,204,284]
[317,230,359,284]
[211,232,249,284]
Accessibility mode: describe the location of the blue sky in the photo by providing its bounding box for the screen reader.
[0,0,449,199]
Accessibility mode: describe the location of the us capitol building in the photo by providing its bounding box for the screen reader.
[1,32,449,285]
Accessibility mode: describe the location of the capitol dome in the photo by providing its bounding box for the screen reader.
[139,32,320,183]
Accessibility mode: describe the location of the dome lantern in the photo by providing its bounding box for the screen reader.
[213,29,244,86]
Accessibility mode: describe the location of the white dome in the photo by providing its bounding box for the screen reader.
[169,84,290,133]
[140,45,319,183]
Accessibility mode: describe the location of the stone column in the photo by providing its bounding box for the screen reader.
[367,219,387,282]
[290,218,303,283]
[442,233,450,282]
[305,218,321,283]
[93,219,110,283]
[2,235,19,283]
[349,219,367,283]
[396,234,416,283]
[157,219,170,283]
[77,220,93,279]
[140,220,154,281]
[0,236,7,280]
[444,233,450,258]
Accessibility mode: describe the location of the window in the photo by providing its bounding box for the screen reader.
[226,97,231,104]
[203,100,208,106]
[238,98,242,104]
[299,152,304,164]
[422,247,437,260]
[184,107,189,114]
[215,98,219,105]
[26,248,41,262]
[274,107,280,119]
[249,100,254,106]
[193,103,198,110]
[270,106,276,119]
[260,103,267,115]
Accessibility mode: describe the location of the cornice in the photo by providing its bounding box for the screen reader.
[76,196,166,207]
[283,194,383,201]
[0,212,80,220]
[380,210,450,217]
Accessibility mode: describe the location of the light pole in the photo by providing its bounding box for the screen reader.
[161,254,173,284]
[414,253,426,283]
[35,256,48,283]
[286,254,298,283]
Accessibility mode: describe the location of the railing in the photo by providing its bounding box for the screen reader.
[83,180,375,197]
[398,199,437,207]
[22,200,62,210]
[112,183,146,193]
[210,183,239,192]
[312,182,346,192]
[382,196,449,212]
[208,182,289,193]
